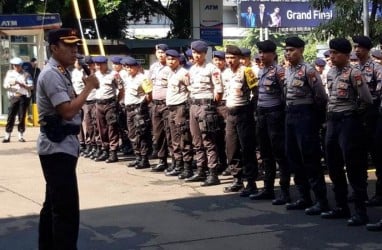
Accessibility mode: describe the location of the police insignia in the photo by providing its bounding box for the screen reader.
[142,78,153,93]
[244,67,258,89]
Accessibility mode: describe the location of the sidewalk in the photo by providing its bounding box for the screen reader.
[0,127,382,250]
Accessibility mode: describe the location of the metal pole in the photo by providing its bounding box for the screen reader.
[88,0,105,55]
[72,0,89,55]
[363,0,369,36]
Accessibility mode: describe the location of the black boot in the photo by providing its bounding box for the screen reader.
[239,179,258,197]
[305,201,330,215]
[249,188,275,200]
[201,168,220,186]
[84,145,96,158]
[81,144,91,157]
[165,160,184,176]
[272,189,291,205]
[90,146,102,160]
[178,161,194,179]
[151,158,168,172]
[105,150,118,163]
[136,157,150,169]
[164,157,176,174]
[185,168,207,182]
[223,178,244,193]
[95,150,109,162]
[127,156,141,167]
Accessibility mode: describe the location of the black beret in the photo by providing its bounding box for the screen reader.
[225,45,242,56]
[179,55,187,64]
[110,56,123,64]
[352,36,373,50]
[314,58,326,67]
[121,56,139,66]
[165,49,180,58]
[213,51,225,59]
[240,48,251,57]
[329,38,352,54]
[48,28,81,44]
[93,56,108,64]
[372,49,382,60]
[191,40,208,53]
[256,40,276,53]
[84,56,93,64]
[285,37,305,48]
[155,44,168,51]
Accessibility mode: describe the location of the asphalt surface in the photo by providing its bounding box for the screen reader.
[1,127,382,250]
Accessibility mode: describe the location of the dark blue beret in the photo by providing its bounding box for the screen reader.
[329,38,352,54]
[155,44,168,51]
[372,49,382,60]
[84,56,93,64]
[179,55,187,65]
[93,56,108,63]
[185,48,193,57]
[165,49,180,58]
[191,40,208,53]
[323,50,330,57]
[110,56,123,64]
[240,48,251,57]
[352,36,373,50]
[226,45,242,56]
[314,58,326,67]
[213,51,225,59]
[256,40,276,53]
[121,56,139,66]
[350,52,358,61]
[285,37,305,48]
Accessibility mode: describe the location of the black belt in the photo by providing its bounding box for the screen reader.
[40,124,80,135]
[152,99,166,105]
[189,98,215,106]
[85,100,96,104]
[227,104,251,115]
[168,102,187,111]
[327,111,356,121]
[285,104,313,112]
[96,98,115,105]
[125,104,140,112]
[257,105,284,115]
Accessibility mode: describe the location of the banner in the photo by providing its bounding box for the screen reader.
[0,14,61,30]
[239,1,333,28]
[200,0,223,45]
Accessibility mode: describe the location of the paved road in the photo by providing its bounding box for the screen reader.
[1,127,382,250]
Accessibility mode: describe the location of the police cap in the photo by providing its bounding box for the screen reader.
[240,48,251,57]
[165,49,180,58]
[121,56,139,66]
[110,56,123,64]
[329,38,352,54]
[48,28,81,45]
[191,40,208,53]
[256,40,276,53]
[93,56,108,64]
[185,48,193,58]
[352,36,373,50]
[226,45,242,56]
[213,51,225,59]
[84,56,94,64]
[323,50,330,58]
[372,49,382,60]
[285,37,305,48]
[314,58,326,67]
[10,57,23,65]
[155,44,168,51]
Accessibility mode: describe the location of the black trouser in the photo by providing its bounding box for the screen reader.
[326,112,368,215]
[39,153,79,250]
[375,112,382,196]
[285,104,327,203]
[226,105,258,180]
[256,106,290,191]
[5,95,30,133]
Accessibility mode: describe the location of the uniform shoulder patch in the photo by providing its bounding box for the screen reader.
[244,67,258,89]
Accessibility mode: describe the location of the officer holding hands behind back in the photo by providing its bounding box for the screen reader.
[36,28,99,250]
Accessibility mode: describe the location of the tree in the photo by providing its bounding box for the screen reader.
[310,0,382,43]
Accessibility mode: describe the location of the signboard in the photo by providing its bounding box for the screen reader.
[0,14,61,30]
[200,0,223,45]
[239,0,333,28]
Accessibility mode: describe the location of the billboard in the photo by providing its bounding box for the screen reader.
[200,0,223,45]
[0,14,61,30]
[239,0,333,28]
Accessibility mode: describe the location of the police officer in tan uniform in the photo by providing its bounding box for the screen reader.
[164,49,194,179]
[94,56,124,163]
[184,40,223,186]
[221,45,258,197]
[321,38,373,226]
[122,56,153,169]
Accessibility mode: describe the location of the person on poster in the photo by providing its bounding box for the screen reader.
[240,5,256,28]
[269,6,282,27]
[256,3,271,28]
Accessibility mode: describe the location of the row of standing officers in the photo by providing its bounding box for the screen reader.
[72,36,382,230]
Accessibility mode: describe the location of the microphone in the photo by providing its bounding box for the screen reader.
[76,54,91,76]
